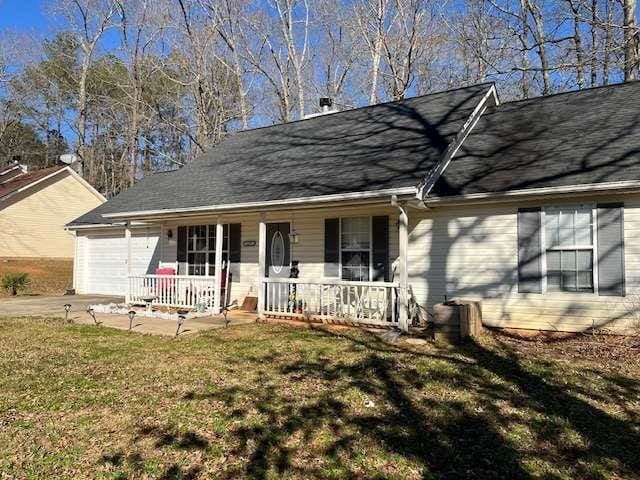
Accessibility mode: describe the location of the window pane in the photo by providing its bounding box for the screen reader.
[546,251,561,291]
[208,225,216,250]
[562,271,576,291]
[561,251,576,291]
[561,250,576,271]
[577,271,593,290]
[558,210,574,246]
[341,251,369,281]
[341,217,370,250]
[545,212,559,248]
[575,209,592,245]
[188,252,206,276]
[577,250,592,271]
[547,250,560,270]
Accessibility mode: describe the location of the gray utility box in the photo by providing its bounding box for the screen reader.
[432,300,483,343]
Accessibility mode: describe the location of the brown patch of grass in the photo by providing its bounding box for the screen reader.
[0,319,639,479]
[0,257,72,297]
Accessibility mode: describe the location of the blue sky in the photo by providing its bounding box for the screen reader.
[0,0,49,32]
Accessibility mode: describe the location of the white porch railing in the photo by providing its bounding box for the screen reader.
[127,274,217,309]
[261,278,399,326]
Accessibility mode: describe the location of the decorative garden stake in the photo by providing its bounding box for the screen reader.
[127,310,136,331]
[86,307,100,326]
[176,315,186,337]
[63,304,72,323]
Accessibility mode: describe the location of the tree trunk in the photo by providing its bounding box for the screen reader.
[526,0,552,94]
[622,0,639,81]
[590,0,598,86]
[569,0,586,88]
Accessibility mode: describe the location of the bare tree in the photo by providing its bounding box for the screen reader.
[354,0,390,104]
[55,0,118,169]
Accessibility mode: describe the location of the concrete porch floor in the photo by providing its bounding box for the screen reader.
[74,309,258,336]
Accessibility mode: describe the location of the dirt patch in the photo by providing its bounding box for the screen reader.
[0,257,73,297]
[491,327,640,365]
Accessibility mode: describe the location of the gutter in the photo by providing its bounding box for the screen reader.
[101,186,418,221]
[423,180,640,207]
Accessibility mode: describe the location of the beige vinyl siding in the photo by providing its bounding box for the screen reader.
[159,204,400,306]
[0,171,104,258]
[409,193,640,333]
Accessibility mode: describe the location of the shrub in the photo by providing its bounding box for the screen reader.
[2,272,31,296]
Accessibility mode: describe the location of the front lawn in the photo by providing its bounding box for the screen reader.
[0,318,638,479]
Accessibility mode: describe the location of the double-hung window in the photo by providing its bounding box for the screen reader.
[186,224,229,276]
[340,217,371,281]
[544,206,594,292]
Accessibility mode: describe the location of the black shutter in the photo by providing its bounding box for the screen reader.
[517,208,542,293]
[229,223,241,282]
[597,204,625,296]
[177,226,187,275]
[324,218,340,277]
[372,216,389,281]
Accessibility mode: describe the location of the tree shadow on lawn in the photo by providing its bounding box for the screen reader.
[188,328,640,480]
[100,328,640,479]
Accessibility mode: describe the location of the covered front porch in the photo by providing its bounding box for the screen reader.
[121,201,411,330]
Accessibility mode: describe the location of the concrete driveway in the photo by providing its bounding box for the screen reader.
[0,295,124,318]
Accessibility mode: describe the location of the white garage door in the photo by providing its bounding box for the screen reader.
[86,229,160,296]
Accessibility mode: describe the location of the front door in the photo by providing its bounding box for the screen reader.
[265,222,291,278]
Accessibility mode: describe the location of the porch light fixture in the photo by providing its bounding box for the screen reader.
[127,310,136,331]
[289,229,300,244]
[63,303,72,323]
[167,229,173,240]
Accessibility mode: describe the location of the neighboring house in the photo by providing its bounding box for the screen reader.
[67,81,640,333]
[0,162,105,259]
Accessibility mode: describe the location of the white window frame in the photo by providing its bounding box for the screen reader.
[185,224,229,276]
[337,216,373,282]
[541,205,598,294]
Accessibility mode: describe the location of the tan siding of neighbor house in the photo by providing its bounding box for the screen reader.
[0,171,104,258]
[408,192,640,333]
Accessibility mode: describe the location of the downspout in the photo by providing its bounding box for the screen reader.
[391,195,409,332]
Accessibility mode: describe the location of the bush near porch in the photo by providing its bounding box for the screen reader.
[0,319,638,479]
[0,257,72,297]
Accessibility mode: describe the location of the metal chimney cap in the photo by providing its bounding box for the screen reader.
[319,97,333,108]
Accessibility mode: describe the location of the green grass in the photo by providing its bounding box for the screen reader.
[0,317,638,479]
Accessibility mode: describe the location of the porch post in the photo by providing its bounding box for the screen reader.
[398,206,409,332]
[257,215,266,319]
[213,218,224,314]
[125,222,132,303]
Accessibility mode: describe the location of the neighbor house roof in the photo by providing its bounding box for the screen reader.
[0,165,66,201]
[69,83,493,226]
[431,80,640,197]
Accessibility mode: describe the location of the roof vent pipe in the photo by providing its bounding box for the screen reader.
[319,97,333,113]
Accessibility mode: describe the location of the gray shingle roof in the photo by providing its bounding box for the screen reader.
[431,80,640,197]
[69,83,491,226]
[69,80,640,227]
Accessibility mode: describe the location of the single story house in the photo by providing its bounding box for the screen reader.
[67,81,639,333]
[0,162,105,259]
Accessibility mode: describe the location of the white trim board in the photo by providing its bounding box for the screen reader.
[418,83,499,200]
